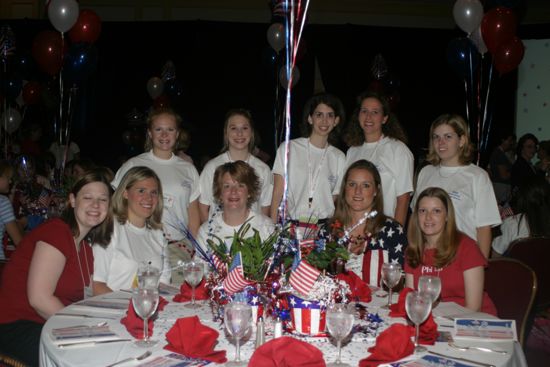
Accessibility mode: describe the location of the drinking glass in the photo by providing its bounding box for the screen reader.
[326,303,354,367]
[224,302,252,366]
[184,261,204,309]
[132,287,160,348]
[381,263,402,308]
[405,291,432,353]
[137,263,160,289]
[418,275,441,305]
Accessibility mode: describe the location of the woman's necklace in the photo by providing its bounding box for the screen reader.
[74,239,92,299]
[338,210,378,245]
[307,139,329,208]
[226,151,250,164]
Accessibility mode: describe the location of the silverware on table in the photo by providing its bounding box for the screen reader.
[428,350,497,367]
[104,350,152,367]
[448,341,508,354]
[57,339,131,349]
[56,313,118,320]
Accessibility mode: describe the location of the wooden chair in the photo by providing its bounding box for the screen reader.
[485,258,537,346]
[0,352,28,367]
[507,236,550,313]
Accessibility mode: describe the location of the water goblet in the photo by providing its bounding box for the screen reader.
[381,263,402,308]
[131,287,160,348]
[184,261,204,309]
[224,302,252,367]
[326,303,354,367]
[137,263,160,289]
[405,291,432,353]
[418,275,441,305]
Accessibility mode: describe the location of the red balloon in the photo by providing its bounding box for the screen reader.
[493,36,525,74]
[481,7,517,54]
[69,9,102,44]
[22,81,42,105]
[31,30,64,76]
[153,95,170,109]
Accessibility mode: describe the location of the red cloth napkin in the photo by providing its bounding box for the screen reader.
[120,301,154,339]
[249,336,326,367]
[164,316,227,364]
[359,324,414,367]
[158,296,168,311]
[389,287,414,317]
[173,280,209,302]
[336,271,372,302]
[409,312,439,345]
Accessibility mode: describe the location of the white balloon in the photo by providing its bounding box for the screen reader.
[146,77,164,100]
[48,0,79,33]
[279,66,300,89]
[1,108,22,134]
[453,0,484,35]
[469,26,488,55]
[267,23,285,53]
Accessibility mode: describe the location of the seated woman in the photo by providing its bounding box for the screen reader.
[0,170,113,366]
[331,160,407,287]
[405,187,496,315]
[93,166,170,294]
[0,161,23,259]
[492,176,550,256]
[197,161,274,253]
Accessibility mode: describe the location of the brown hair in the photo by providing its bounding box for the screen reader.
[62,169,114,246]
[301,93,345,146]
[111,166,163,230]
[212,161,260,208]
[221,109,256,153]
[344,90,408,146]
[406,187,460,269]
[0,161,13,178]
[331,160,388,237]
[426,114,473,165]
[144,107,182,151]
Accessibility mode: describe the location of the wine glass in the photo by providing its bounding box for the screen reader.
[326,303,354,367]
[405,291,432,353]
[137,263,160,289]
[224,302,252,367]
[381,263,402,308]
[184,261,204,309]
[418,275,441,305]
[132,287,160,348]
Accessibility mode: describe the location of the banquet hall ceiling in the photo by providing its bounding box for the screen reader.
[2,0,550,27]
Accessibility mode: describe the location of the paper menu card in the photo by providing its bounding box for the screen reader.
[50,324,119,345]
[387,355,481,367]
[137,353,211,366]
[454,318,517,341]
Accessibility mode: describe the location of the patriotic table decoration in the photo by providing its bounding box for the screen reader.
[288,295,327,336]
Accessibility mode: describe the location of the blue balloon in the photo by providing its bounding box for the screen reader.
[4,78,22,101]
[446,37,480,78]
[63,43,98,85]
[164,79,183,99]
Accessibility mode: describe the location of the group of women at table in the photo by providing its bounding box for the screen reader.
[0,91,501,366]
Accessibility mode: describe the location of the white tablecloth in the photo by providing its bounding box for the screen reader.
[39,291,527,367]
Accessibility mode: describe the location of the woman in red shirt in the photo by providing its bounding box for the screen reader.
[405,187,496,315]
[0,170,113,366]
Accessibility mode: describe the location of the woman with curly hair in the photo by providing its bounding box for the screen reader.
[344,91,413,226]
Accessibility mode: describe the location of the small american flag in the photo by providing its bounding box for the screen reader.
[289,260,320,296]
[223,252,252,295]
[212,253,227,274]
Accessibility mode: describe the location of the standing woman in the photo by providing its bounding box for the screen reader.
[93,167,170,294]
[332,160,408,286]
[271,93,346,223]
[112,108,200,281]
[0,170,113,366]
[405,187,496,315]
[344,91,413,226]
[511,133,543,192]
[414,114,500,258]
[199,109,272,222]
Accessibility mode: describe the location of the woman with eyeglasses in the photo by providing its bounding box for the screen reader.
[413,114,500,258]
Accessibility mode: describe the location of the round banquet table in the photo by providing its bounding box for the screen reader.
[39,290,528,367]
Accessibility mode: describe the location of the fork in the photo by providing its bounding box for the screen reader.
[105,350,152,367]
[448,341,508,354]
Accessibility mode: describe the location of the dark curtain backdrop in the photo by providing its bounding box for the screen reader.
[3,19,550,171]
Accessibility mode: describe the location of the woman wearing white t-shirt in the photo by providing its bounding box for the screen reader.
[197,161,274,254]
[414,114,501,258]
[271,93,346,223]
[344,91,413,226]
[93,167,170,294]
[199,109,272,223]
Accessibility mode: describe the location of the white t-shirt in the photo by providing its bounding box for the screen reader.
[273,137,345,220]
[199,152,273,217]
[345,136,414,218]
[196,211,275,254]
[93,221,170,291]
[49,141,80,168]
[413,164,502,240]
[112,151,200,241]
[492,214,530,255]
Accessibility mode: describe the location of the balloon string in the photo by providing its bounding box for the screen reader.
[476,55,483,165]
[3,60,7,159]
[481,62,494,152]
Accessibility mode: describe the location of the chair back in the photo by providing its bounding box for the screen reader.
[485,258,537,346]
[507,236,550,312]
